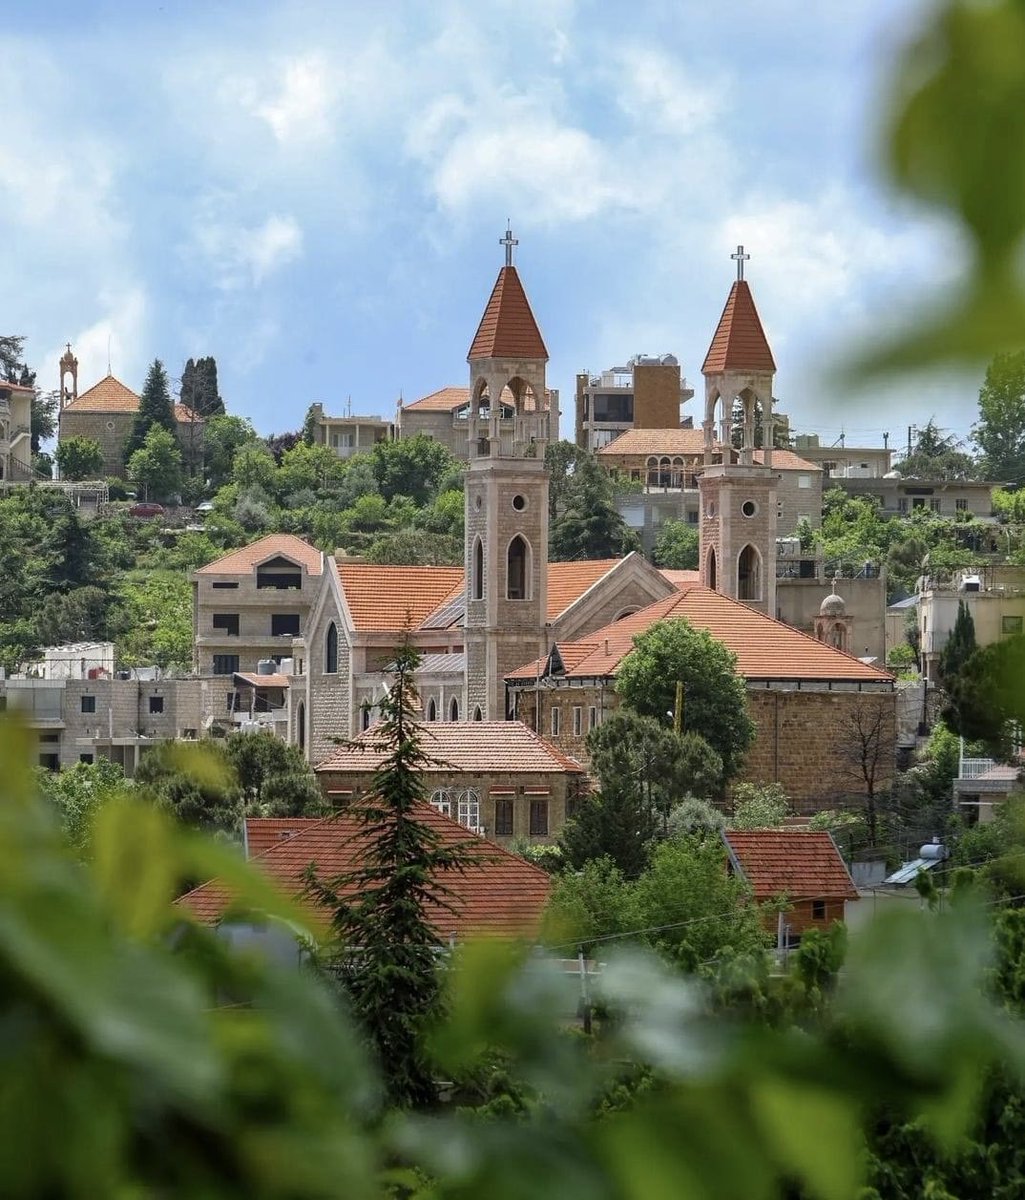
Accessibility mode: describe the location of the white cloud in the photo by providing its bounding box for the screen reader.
[615,46,724,136]
[248,53,337,143]
[192,210,304,289]
[42,286,149,398]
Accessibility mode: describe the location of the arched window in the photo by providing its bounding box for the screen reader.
[296,702,306,753]
[832,623,846,651]
[362,705,371,731]
[325,622,338,674]
[449,696,459,721]
[473,705,483,721]
[706,547,717,591]
[472,536,484,601]
[427,697,437,722]
[737,544,762,601]
[646,455,659,487]
[658,456,671,488]
[507,535,529,600]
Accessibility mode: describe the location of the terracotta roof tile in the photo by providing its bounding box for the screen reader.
[60,373,201,423]
[233,672,290,688]
[723,829,858,901]
[468,266,549,361]
[597,429,817,472]
[702,280,776,374]
[752,449,819,472]
[315,720,584,774]
[404,387,472,412]
[178,807,552,938]
[660,569,701,588]
[506,584,894,684]
[195,534,324,576]
[336,562,465,631]
[546,559,622,619]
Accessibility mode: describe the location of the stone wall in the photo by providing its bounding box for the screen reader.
[633,362,683,429]
[512,681,897,811]
[776,574,887,662]
[59,411,204,480]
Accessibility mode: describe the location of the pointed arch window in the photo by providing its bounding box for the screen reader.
[507,535,529,600]
[325,622,338,674]
[706,547,717,591]
[737,545,762,601]
[473,705,483,722]
[449,696,459,721]
[297,702,306,753]
[472,536,484,601]
[427,697,437,722]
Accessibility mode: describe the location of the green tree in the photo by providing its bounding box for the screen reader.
[938,597,977,685]
[730,782,791,829]
[231,442,277,493]
[543,856,631,950]
[179,356,223,417]
[34,585,109,646]
[55,435,104,481]
[134,740,242,834]
[203,413,258,490]
[0,334,26,380]
[223,733,326,818]
[652,519,700,570]
[124,359,176,461]
[304,636,478,1107]
[126,426,183,502]
[945,633,1025,758]
[370,434,455,506]
[615,619,755,785]
[112,572,192,668]
[559,785,657,879]
[549,455,639,561]
[974,350,1025,481]
[275,440,347,497]
[36,757,128,858]
[31,390,58,454]
[545,439,584,518]
[897,418,977,479]
[364,528,462,565]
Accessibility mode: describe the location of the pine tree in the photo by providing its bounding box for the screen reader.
[124,359,176,462]
[305,636,478,1107]
[549,455,639,561]
[938,598,977,686]
[180,356,224,417]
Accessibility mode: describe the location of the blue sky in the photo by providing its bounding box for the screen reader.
[3,0,980,448]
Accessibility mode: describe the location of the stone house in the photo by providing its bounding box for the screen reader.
[722,828,859,947]
[505,583,896,812]
[178,811,553,940]
[0,377,34,482]
[305,402,393,458]
[314,720,587,846]
[57,361,203,479]
[396,383,560,460]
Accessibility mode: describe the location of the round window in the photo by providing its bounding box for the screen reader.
[742,500,758,517]
[512,494,526,511]
[106,420,116,431]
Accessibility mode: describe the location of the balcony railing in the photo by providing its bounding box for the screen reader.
[960,758,997,779]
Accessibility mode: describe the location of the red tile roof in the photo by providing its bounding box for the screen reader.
[506,584,894,683]
[233,672,290,689]
[596,429,817,472]
[336,562,465,630]
[723,829,858,901]
[404,386,471,412]
[468,266,549,362]
[546,559,622,618]
[315,720,584,774]
[0,379,35,394]
[660,569,701,588]
[178,808,552,939]
[61,373,201,422]
[195,534,324,576]
[702,280,776,374]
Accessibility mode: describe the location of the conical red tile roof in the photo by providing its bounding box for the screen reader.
[468,266,548,362]
[701,280,776,374]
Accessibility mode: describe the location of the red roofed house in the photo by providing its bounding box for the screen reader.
[57,346,203,479]
[397,384,560,460]
[721,828,859,947]
[178,810,552,941]
[315,720,587,846]
[505,583,896,812]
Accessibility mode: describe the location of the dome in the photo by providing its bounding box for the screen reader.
[819,590,847,617]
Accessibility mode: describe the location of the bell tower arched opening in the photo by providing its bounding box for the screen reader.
[737,544,762,601]
[507,535,530,600]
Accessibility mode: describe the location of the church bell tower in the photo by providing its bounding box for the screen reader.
[698,246,779,616]
[464,226,553,720]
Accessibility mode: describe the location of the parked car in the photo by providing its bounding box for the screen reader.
[196,500,215,513]
[128,502,165,519]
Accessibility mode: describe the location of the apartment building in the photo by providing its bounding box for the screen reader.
[574,355,695,452]
[0,377,35,482]
[918,566,1025,684]
[306,402,393,458]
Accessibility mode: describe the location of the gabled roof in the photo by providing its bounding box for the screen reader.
[702,280,776,374]
[177,808,553,938]
[547,559,623,618]
[468,266,549,362]
[60,372,201,422]
[723,829,858,902]
[660,569,701,588]
[195,534,324,576]
[335,562,465,631]
[505,584,894,684]
[315,720,584,775]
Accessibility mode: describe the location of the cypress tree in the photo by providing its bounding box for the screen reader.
[125,359,176,461]
[181,356,224,417]
[305,636,478,1107]
[938,598,977,686]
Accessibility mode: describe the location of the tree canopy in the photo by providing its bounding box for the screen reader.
[55,435,104,481]
[549,454,639,561]
[896,418,977,480]
[179,356,223,418]
[974,350,1025,482]
[125,359,176,462]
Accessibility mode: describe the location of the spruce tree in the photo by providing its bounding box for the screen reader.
[125,359,176,462]
[305,636,477,1107]
[549,455,639,561]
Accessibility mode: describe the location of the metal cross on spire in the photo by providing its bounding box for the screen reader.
[731,244,750,281]
[500,222,519,267]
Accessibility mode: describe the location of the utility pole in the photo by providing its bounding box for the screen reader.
[673,680,684,735]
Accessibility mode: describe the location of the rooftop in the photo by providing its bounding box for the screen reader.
[61,373,200,422]
[597,428,818,471]
[315,719,584,775]
[468,266,549,362]
[178,809,553,939]
[723,829,858,902]
[702,279,777,375]
[507,584,894,684]
[195,534,325,576]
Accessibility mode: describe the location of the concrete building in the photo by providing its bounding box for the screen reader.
[833,475,998,522]
[793,436,893,480]
[191,534,324,681]
[305,402,393,458]
[574,355,695,452]
[918,566,1025,684]
[57,346,203,479]
[0,377,35,482]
